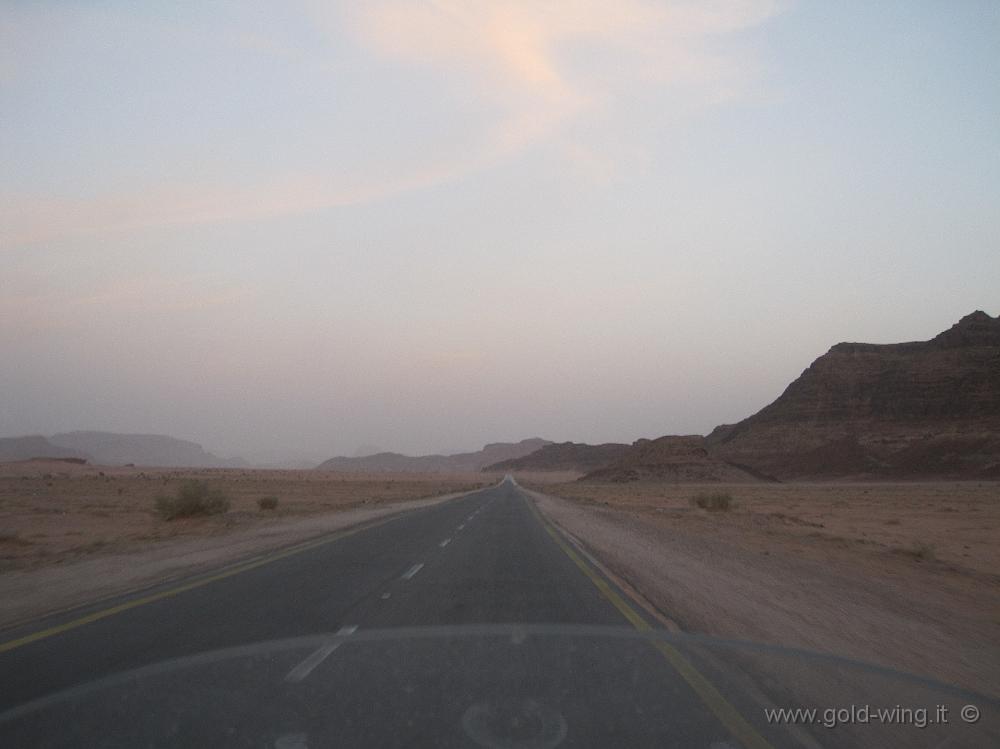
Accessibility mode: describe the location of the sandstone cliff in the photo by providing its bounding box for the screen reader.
[705,311,1000,479]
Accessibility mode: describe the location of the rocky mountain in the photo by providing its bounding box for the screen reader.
[37,431,247,468]
[0,436,91,463]
[484,442,630,473]
[582,436,763,483]
[705,311,1000,479]
[317,438,552,473]
[576,311,999,483]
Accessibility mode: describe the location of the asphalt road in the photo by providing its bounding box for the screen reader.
[0,477,797,747]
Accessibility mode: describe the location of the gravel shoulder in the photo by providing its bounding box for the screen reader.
[527,485,1000,699]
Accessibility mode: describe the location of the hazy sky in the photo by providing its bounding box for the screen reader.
[2,1,998,462]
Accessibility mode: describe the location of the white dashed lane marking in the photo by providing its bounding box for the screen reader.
[284,625,357,683]
[401,563,424,580]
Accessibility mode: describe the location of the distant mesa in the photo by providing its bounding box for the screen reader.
[0,436,90,464]
[0,431,247,469]
[32,456,89,465]
[316,438,552,473]
[352,444,384,458]
[483,442,631,473]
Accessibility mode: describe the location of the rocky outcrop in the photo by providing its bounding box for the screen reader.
[705,311,1000,479]
[0,436,91,463]
[46,432,246,468]
[583,436,762,483]
[484,441,630,473]
[1,432,246,468]
[317,438,552,473]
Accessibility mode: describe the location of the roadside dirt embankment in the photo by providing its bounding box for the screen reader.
[527,482,1000,698]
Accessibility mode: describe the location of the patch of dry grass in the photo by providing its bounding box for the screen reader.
[690,491,734,511]
[257,496,279,510]
[898,541,937,562]
[0,529,30,545]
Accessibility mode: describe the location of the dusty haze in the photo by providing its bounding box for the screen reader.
[2,2,998,463]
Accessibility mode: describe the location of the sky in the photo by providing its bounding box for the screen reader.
[2,1,998,464]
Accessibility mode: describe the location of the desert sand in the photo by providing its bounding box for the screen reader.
[526,480,1000,698]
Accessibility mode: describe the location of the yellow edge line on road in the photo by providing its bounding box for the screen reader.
[526,496,774,749]
[0,513,405,655]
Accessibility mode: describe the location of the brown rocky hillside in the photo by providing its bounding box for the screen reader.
[484,442,629,473]
[316,439,551,473]
[705,311,1000,479]
[583,436,762,483]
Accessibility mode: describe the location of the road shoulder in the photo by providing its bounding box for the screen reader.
[0,490,471,631]
[527,486,999,699]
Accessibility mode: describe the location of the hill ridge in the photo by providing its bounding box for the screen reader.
[317,438,552,473]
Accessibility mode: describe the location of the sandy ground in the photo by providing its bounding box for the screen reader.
[0,460,491,628]
[525,480,1000,699]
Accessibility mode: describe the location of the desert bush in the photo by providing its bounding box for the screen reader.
[909,542,936,562]
[258,496,279,510]
[690,491,734,512]
[155,480,229,520]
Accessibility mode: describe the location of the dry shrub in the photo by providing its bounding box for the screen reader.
[155,480,229,520]
[691,492,734,512]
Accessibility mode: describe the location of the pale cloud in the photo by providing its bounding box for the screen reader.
[1,166,455,247]
[2,179,328,247]
[355,0,649,97]
[328,0,783,191]
[352,0,781,117]
[2,1,782,246]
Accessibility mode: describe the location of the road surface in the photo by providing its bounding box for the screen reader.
[0,478,839,747]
